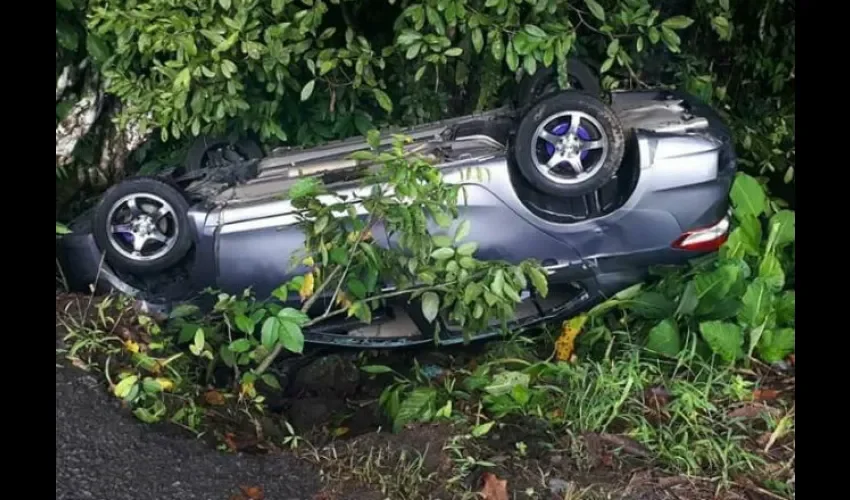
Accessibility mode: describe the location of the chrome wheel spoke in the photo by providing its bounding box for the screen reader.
[132,234,148,253]
[126,197,142,217]
[566,156,584,174]
[546,152,564,169]
[538,130,561,145]
[152,205,171,222]
[569,113,582,134]
[149,230,168,244]
[581,140,604,152]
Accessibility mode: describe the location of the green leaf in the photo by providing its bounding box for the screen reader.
[484,371,530,396]
[505,42,519,71]
[490,33,505,61]
[490,270,505,297]
[775,291,795,326]
[373,89,393,112]
[192,328,205,353]
[454,220,471,242]
[699,321,744,362]
[219,0,231,9]
[169,304,200,319]
[431,247,455,260]
[627,292,676,319]
[301,79,316,101]
[694,264,739,304]
[457,242,478,256]
[472,28,484,53]
[261,373,281,390]
[528,267,548,298]
[421,292,440,323]
[433,235,453,248]
[662,16,694,30]
[444,47,463,57]
[606,39,620,58]
[583,0,606,22]
[279,321,305,353]
[768,210,795,247]
[347,278,367,299]
[711,16,731,40]
[219,345,236,367]
[361,365,395,374]
[261,317,280,349]
[229,338,252,353]
[675,281,699,317]
[394,387,436,432]
[524,24,547,38]
[114,375,138,399]
[737,278,774,327]
[86,34,111,65]
[472,421,495,437]
[646,319,681,357]
[523,55,537,76]
[277,307,310,325]
[56,222,72,235]
[758,254,785,290]
[757,328,795,363]
[730,173,766,218]
[234,314,255,334]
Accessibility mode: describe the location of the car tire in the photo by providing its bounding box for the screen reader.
[516,58,601,109]
[513,91,625,198]
[185,134,264,173]
[92,177,193,275]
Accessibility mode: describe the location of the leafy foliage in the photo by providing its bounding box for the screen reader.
[597,173,795,364]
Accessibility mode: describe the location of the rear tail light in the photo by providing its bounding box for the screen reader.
[672,214,731,252]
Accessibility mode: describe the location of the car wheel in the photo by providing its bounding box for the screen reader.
[185,134,264,173]
[513,91,625,198]
[92,177,193,275]
[516,58,601,109]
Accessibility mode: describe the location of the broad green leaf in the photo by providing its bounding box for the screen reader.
[86,34,111,65]
[627,292,676,319]
[505,42,519,71]
[219,0,231,9]
[421,292,440,323]
[394,387,436,432]
[457,242,478,256]
[229,338,252,353]
[528,267,549,298]
[646,319,681,357]
[56,222,72,235]
[347,278,367,299]
[614,284,643,300]
[737,278,774,327]
[235,314,256,334]
[277,307,310,325]
[261,317,280,349]
[192,328,205,353]
[431,247,455,260]
[279,321,304,353]
[694,264,738,303]
[523,55,537,76]
[490,33,505,61]
[699,321,744,362]
[757,328,795,363]
[662,16,695,30]
[373,89,393,112]
[730,173,766,218]
[675,281,699,317]
[301,79,316,101]
[583,0,606,21]
[768,210,795,248]
[524,24,547,38]
[454,220,471,242]
[490,270,505,297]
[444,47,463,57]
[758,254,785,290]
[219,345,236,367]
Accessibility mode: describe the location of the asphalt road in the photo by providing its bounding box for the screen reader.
[56,364,321,500]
